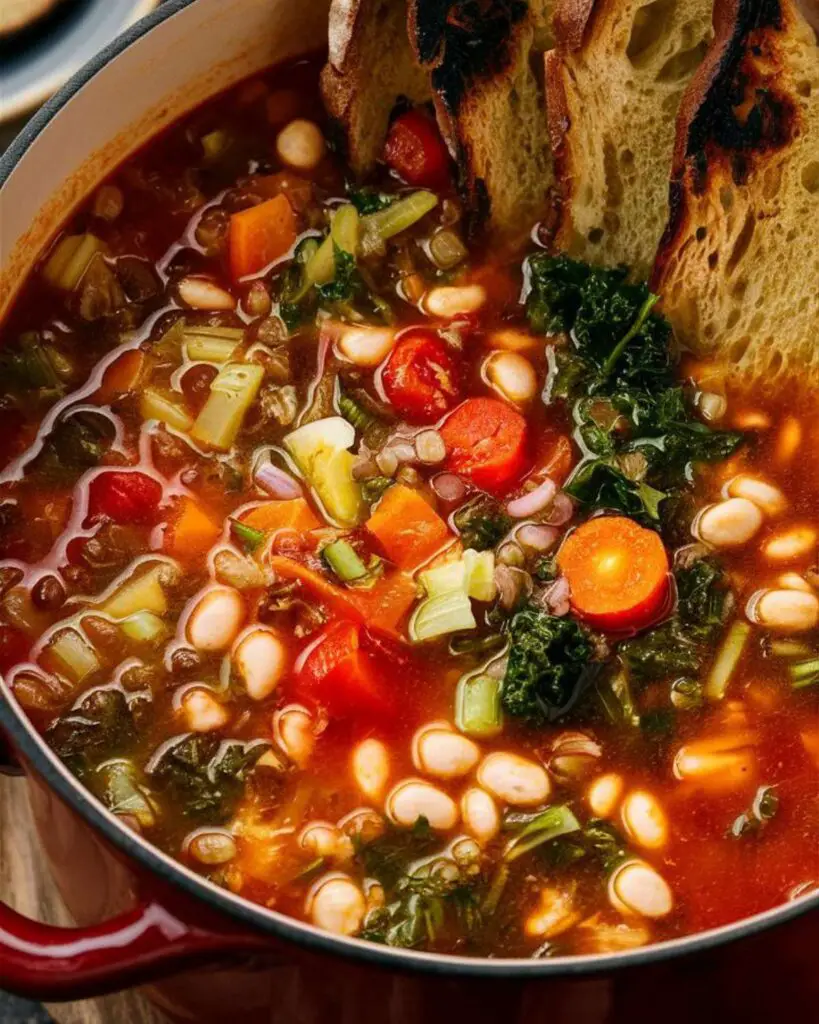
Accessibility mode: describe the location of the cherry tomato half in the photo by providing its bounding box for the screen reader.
[384,109,451,191]
[87,471,163,525]
[380,330,462,424]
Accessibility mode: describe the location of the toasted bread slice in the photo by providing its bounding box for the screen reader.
[321,0,432,176]
[653,0,819,394]
[409,1,556,242]
[546,0,715,279]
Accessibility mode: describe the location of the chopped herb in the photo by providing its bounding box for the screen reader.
[361,476,394,505]
[349,188,396,215]
[502,805,581,862]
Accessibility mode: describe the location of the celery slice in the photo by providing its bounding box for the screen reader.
[331,204,360,255]
[140,389,194,432]
[102,566,168,620]
[47,628,100,681]
[323,539,368,582]
[120,611,167,644]
[43,234,107,291]
[705,621,751,700]
[284,417,363,527]
[191,362,264,450]
[183,326,244,363]
[419,560,467,598]
[304,234,335,289]
[455,673,503,738]
[409,590,476,643]
[360,192,438,255]
[464,550,497,602]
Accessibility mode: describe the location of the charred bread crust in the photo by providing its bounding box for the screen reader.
[653,0,798,290]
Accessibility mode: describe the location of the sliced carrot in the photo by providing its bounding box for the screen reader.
[96,349,145,404]
[165,497,222,557]
[365,484,451,571]
[268,555,416,637]
[557,516,670,632]
[241,499,321,534]
[440,398,529,494]
[229,194,297,280]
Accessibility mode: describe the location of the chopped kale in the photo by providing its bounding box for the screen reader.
[48,688,140,780]
[453,495,512,552]
[0,334,71,397]
[317,244,359,303]
[33,411,114,483]
[502,605,595,725]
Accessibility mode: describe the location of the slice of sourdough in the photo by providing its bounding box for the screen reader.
[653,0,819,395]
[320,0,432,176]
[546,0,715,279]
[409,1,557,242]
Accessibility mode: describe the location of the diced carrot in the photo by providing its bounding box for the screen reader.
[365,485,451,571]
[165,497,222,557]
[96,349,145,404]
[268,555,417,637]
[229,194,297,280]
[241,499,321,534]
[557,516,670,632]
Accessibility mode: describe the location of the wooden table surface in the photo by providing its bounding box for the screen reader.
[0,776,165,1024]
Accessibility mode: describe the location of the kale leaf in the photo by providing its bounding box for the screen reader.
[453,495,512,552]
[502,605,595,724]
[48,688,141,780]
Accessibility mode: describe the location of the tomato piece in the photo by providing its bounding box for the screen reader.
[295,620,392,718]
[88,471,163,525]
[381,330,461,424]
[384,110,450,190]
[440,398,529,493]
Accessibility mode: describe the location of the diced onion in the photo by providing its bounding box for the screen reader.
[255,462,302,499]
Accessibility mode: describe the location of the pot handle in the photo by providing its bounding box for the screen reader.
[0,893,271,1001]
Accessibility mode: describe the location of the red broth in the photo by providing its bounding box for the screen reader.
[0,56,817,958]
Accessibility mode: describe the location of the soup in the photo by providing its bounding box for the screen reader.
[0,56,817,959]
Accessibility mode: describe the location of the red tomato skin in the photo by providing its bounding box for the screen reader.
[88,471,163,525]
[381,330,461,424]
[384,110,450,190]
[296,620,392,719]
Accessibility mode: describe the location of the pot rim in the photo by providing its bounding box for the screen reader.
[1,0,817,980]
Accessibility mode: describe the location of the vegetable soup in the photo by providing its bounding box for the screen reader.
[1,57,817,958]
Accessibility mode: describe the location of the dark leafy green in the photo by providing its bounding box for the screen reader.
[48,688,141,779]
[453,496,512,552]
[349,188,396,215]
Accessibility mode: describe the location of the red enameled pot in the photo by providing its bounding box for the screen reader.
[1,1,818,1020]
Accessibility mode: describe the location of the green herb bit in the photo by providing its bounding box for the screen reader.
[455,673,504,738]
[453,495,512,552]
[361,476,394,505]
[322,539,369,582]
[503,805,581,862]
[338,389,381,434]
[230,519,265,554]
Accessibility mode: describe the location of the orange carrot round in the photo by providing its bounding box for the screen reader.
[440,398,529,494]
[557,517,670,632]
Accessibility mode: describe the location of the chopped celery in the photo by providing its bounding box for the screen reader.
[153,320,186,360]
[303,234,335,290]
[331,204,360,255]
[503,805,581,863]
[323,539,368,582]
[705,621,751,700]
[43,234,107,291]
[771,639,814,659]
[455,673,503,738]
[121,611,168,644]
[409,590,476,643]
[230,519,265,553]
[102,566,168,620]
[47,628,100,682]
[790,658,819,689]
[360,191,438,255]
[140,389,194,432]
[464,550,496,602]
[183,325,244,363]
[284,417,364,527]
[419,560,467,598]
[191,362,264,450]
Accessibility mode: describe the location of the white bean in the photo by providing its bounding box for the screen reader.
[187,830,237,866]
[186,588,245,652]
[424,284,486,318]
[276,119,326,171]
[762,526,817,562]
[181,689,229,733]
[352,738,390,800]
[620,790,668,850]
[274,704,315,767]
[482,351,538,405]
[673,734,757,792]
[608,860,674,919]
[336,325,396,367]
[460,787,500,845]
[477,752,551,807]
[726,476,787,517]
[524,888,581,938]
[587,773,624,818]
[233,628,287,700]
[412,726,480,779]
[307,874,366,936]
[299,821,352,862]
[487,329,539,353]
[778,573,814,593]
[386,779,459,831]
[696,497,763,548]
[751,589,819,632]
[178,277,236,310]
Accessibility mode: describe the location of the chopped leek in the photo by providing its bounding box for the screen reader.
[43,234,107,291]
[419,560,467,598]
[360,191,438,255]
[102,566,168,620]
[191,362,264,450]
[331,203,360,255]
[121,611,168,644]
[303,234,335,290]
[140,389,194,433]
[705,620,751,700]
[323,539,369,582]
[47,628,100,682]
[284,417,364,527]
[463,550,496,602]
[183,325,244,363]
[790,658,819,689]
[230,519,265,553]
[455,673,503,738]
[503,805,581,863]
[409,590,476,643]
